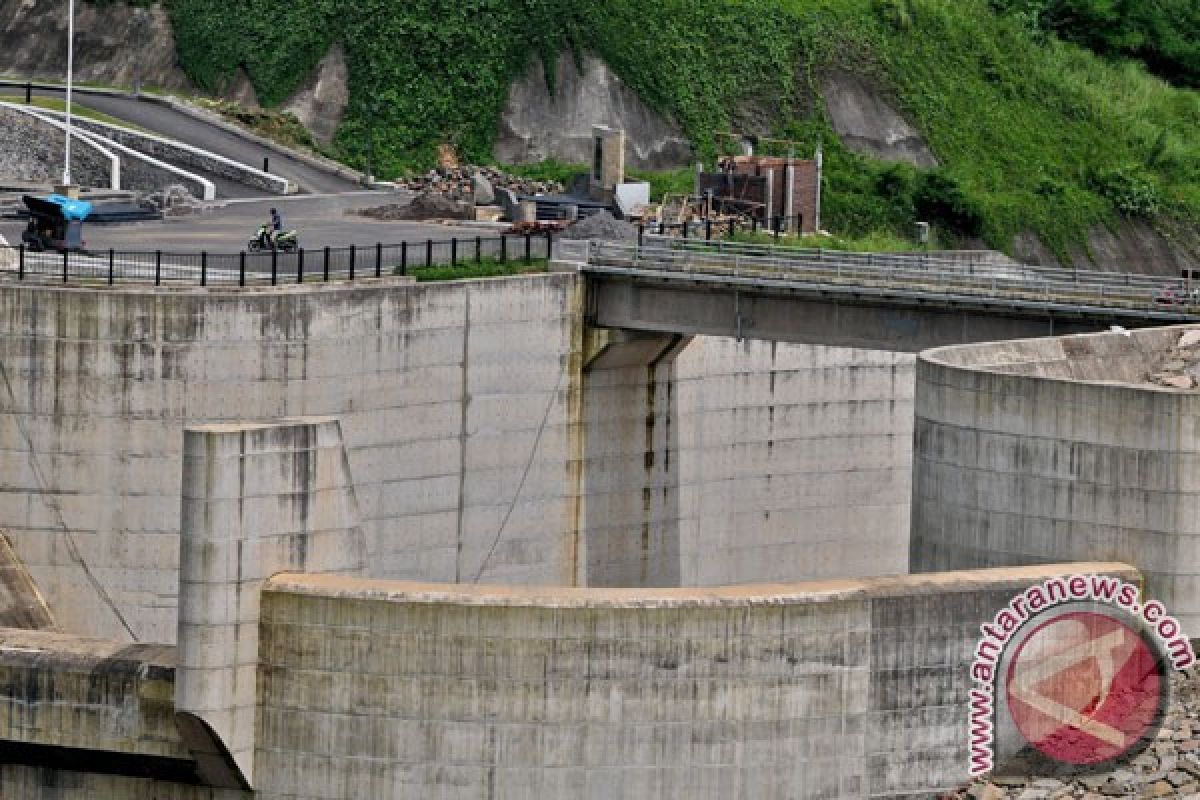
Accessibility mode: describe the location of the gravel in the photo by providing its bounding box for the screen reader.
[948,667,1200,800]
[1145,331,1200,391]
[560,211,638,243]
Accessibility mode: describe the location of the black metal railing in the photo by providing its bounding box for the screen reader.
[0,232,555,287]
[636,215,803,248]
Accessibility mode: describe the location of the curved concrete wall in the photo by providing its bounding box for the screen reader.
[255,564,1136,800]
[911,325,1200,631]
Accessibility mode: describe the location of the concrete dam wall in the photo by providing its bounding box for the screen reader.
[0,556,1138,799]
[0,275,914,644]
[911,325,1200,632]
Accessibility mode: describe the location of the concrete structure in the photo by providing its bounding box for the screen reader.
[3,258,1194,797]
[571,241,1198,352]
[1,102,217,199]
[590,124,626,203]
[0,556,1140,799]
[582,331,913,586]
[0,274,919,644]
[177,419,368,787]
[911,324,1200,632]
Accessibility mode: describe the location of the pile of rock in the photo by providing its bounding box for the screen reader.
[399,166,564,203]
[560,211,638,243]
[1146,330,1200,390]
[352,192,470,222]
[141,184,210,217]
[950,668,1200,800]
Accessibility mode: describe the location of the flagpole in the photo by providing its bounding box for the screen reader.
[63,0,75,186]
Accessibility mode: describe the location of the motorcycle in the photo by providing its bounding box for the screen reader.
[1153,283,1200,306]
[248,225,299,253]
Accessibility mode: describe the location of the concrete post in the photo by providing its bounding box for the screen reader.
[765,168,775,230]
[785,161,796,233]
[175,418,368,788]
[581,330,692,587]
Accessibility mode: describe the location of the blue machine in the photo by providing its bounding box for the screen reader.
[21,195,92,252]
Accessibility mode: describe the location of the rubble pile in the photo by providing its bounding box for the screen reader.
[1146,330,1200,391]
[352,192,470,222]
[560,211,638,243]
[141,184,210,216]
[949,668,1200,800]
[399,166,564,200]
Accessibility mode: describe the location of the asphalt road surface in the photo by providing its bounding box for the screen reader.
[16,87,362,197]
[0,193,499,254]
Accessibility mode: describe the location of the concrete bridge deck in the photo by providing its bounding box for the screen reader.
[565,240,1200,351]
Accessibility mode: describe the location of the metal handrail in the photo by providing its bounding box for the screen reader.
[586,241,1196,313]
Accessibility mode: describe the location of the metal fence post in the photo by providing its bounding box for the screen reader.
[108,249,114,285]
[476,236,482,264]
[239,251,246,287]
[500,236,507,264]
[17,244,23,280]
[25,82,32,104]
[525,234,532,264]
[705,219,713,241]
[323,246,330,281]
[375,242,382,278]
[200,251,207,287]
[62,249,68,283]
[426,239,433,268]
[401,241,408,275]
[270,248,278,285]
[349,245,356,280]
[297,248,305,284]
[546,230,554,262]
[155,250,162,286]
[638,224,644,248]
[451,238,457,267]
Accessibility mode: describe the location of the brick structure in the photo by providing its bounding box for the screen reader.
[699,155,820,234]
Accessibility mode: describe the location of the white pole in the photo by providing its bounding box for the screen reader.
[63,0,74,186]
[814,141,824,234]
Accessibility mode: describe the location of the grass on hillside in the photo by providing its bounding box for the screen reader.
[729,229,923,252]
[163,0,1200,262]
[0,95,147,131]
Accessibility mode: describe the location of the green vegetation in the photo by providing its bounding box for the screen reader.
[989,0,1200,88]
[399,257,548,282]
[0,95,149,130]
[194,98,320,152]
[154,0,1200,258]
[731,229,923,252]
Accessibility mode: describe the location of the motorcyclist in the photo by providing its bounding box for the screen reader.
[266,207,283,249]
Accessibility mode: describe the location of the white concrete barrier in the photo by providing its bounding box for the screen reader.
[0,234,14,270]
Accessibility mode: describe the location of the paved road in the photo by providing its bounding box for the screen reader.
[0,193,500,254]
[17,87,362,196]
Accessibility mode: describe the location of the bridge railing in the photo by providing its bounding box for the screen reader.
[585,240,1197,313]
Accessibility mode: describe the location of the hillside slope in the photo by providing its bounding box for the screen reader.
[5,0,1199,267]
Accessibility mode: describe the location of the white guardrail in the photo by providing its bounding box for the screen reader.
[571,239,1198,313]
